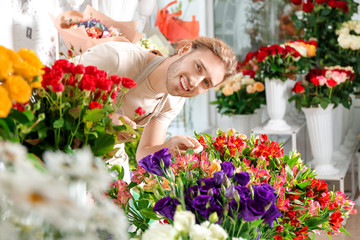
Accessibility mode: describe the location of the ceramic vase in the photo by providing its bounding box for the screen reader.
[332,106,346,162]
[232,114,253,138]
[302,104,339,175]
[264,78,291,131]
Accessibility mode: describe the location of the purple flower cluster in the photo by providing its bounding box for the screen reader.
[138,148,172,176]
[153,161,282,227]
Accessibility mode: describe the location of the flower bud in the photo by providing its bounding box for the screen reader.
[207,188,214,197]
[208,212,219,224]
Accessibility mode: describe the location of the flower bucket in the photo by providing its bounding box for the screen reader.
[264,78,291,131]
[302,104,339,175]
[231,114,253,138]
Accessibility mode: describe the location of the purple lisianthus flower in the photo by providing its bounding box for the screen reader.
[225,184,236,200]
[241,198,266,222]
[197,178,216,187]
[191,195,213,216]
[138,148,171,176]
[233,172,250,186]
[221,162,235,178]
[262,202,282,227]
[253,184,276,208]
[234,185,251,199]
[153,196,180,220]
[213,171,225,186]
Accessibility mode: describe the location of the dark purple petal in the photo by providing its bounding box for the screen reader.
[138,148,172,176]
[241,199,266,222]
[205,203,223,224]
[253,184,276,208]
[191,195,213,216]
[221,162,235,178]
[233,172,250,186]
[262,203,282,227]
[153,197,180,220]
[234,185,251,199]
[153,148,172,168]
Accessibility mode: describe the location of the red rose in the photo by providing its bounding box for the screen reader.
[310,77,320,86]
[122,77,137,89]
[309,40,318,47]
[96,78,113,91]
[274,235,283,240]
[333,1,349,12]
[242,69,256,78]
[72,64,85,75]
[89,101,103,110]
[51,82,65,92]
[109,75,122,85]
[243,51,255,64]
[79,74,96,91]
[53,59,73,73]
[292,81,305,93]
[256,50,269,62]
[303,1,314,12]
[65,75,77,86]
[85,65,98,75]
[326,78,337,87]
[135,107,145,116]
[276,225,285,233]
[315,0,327,4]
[291,0,302,5]
[111,89,118,100]
[96,70,107,79]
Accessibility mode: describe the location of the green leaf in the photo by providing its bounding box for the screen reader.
[27,153,47,172]
[297,179,312,189]
[339,226,351,236]
[84,108,106,122]
[69,106,81,119]
[113,125,127,132]
[53,118,64,128]
[92,134,115,156]
[8,109,31,124]
[139,207,158,220]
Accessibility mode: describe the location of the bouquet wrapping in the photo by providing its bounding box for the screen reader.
[50,5,143,55]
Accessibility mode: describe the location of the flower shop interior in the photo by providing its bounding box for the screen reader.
[2,0,360,239]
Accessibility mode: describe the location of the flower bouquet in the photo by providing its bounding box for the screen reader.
[109,129,357,239]
[211,69,265,116]
[50,5,143,55]
[289,65,355,111]
[0,53,139,159]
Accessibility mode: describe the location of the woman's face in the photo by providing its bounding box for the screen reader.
[166,47,226,97]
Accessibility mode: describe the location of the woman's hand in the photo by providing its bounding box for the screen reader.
[111,113,137,141]
[165,136,203,157]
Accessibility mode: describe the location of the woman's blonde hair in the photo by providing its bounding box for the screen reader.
[176,37,238,80]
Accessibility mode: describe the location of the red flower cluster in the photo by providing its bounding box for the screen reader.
[291,0,349,13]
[42,59,136,106]
[213,132,247,157]
[250,134,284,160]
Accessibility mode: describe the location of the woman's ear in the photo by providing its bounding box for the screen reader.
[177,43,192,56]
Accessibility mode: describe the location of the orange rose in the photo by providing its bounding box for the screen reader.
[0,86,12,118]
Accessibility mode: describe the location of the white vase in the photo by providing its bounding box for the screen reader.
[217,114,233,132]
[232,114,253,138]
[302,104,339,175]
[264,78,291,131]
[332,106,346,162]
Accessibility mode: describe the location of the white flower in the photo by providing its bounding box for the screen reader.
[189,224,212,240]
[174,210,196,234]
[142,222,177,240]
[207,223,229,240]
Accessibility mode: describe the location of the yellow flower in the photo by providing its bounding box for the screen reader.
[0,86,12,118]
[31,75,43,88]
[306,44,316,57]
[14,60,40,82]
[4,75,32,104]
[17,48,44,70]
[0,49,13,79]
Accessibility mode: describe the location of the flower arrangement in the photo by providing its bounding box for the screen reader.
[0,141,129,240]
[64,17,123,39]
[289,65,355,111]
[107,129,357,239]
[0,46,44,119]
[211,69,265,115]
[242,40,316,82]
[0,56,139,159]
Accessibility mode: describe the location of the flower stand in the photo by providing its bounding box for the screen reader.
[302,104,339,175]
[264,78,291,131]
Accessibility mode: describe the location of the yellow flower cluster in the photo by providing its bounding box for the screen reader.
[0,46,44,118]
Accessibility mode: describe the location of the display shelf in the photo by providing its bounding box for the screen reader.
[251,116,306,151]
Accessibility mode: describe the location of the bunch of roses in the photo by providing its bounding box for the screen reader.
[289,65,355,110]
[242,43,303,81]
[211,69,265,115]
[0,46,44,118]
[336,20,360,50]
[290,0,350,13]
[66,18,122,39]
[12,58,138,158]
[196,129,357,239]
